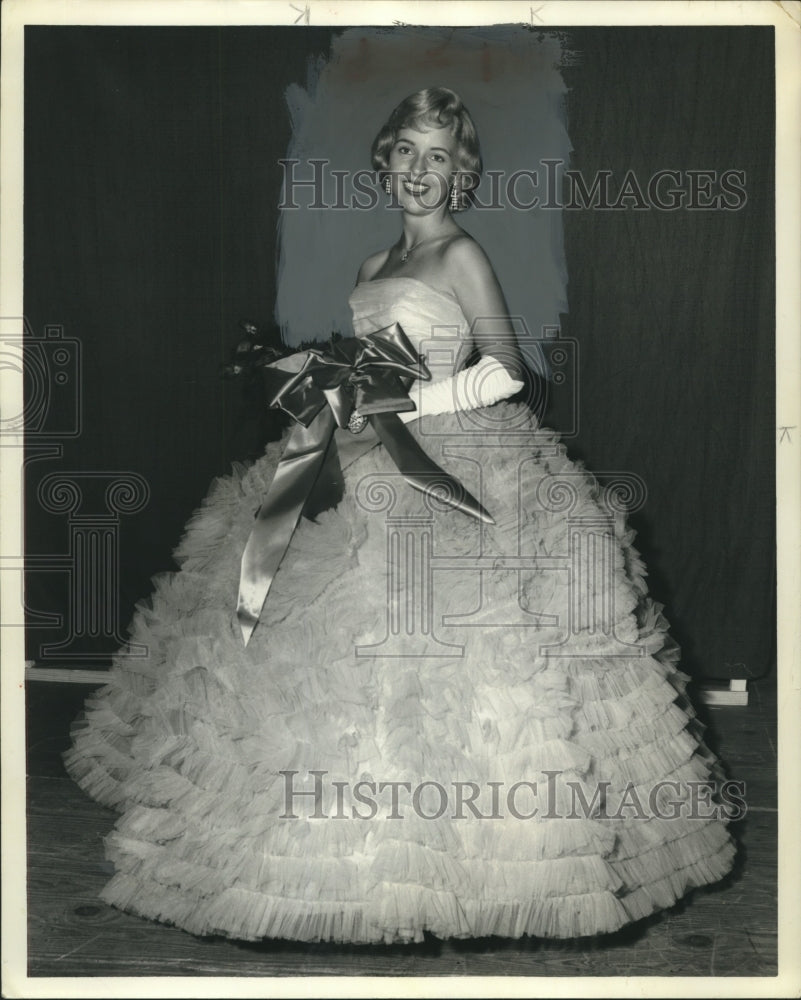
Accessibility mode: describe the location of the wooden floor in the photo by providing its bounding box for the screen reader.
[24,677,777,980]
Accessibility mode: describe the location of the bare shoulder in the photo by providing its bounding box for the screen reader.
[356,248,390,285]
[441,234,496,282]
[441,234,503,303]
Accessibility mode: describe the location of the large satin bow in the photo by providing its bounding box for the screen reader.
[236,322,494,645]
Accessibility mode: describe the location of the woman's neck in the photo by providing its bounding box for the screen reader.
[400,212,459,251]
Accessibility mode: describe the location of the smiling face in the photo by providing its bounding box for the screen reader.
[387,124,460,213]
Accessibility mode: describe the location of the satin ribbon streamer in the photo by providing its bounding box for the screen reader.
[237,322,494,644]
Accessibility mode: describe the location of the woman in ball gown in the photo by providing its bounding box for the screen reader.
[64,87,735,944]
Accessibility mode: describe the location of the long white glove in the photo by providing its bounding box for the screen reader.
[399,354,525,423]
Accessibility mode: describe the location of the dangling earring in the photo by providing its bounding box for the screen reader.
[450,174,461,212]
[385,176,392,195]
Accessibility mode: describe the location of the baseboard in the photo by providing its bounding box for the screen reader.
[22,664,751,706]
[25,664,112,684]
[696,679,749,707]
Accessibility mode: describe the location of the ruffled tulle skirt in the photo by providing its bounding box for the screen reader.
[64,403,735,943]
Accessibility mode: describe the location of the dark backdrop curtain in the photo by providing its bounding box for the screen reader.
[23,26,334,661]
[23,25,775,680]
[554,27,775,682]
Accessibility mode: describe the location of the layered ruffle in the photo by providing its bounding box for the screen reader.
[64,403,735,943]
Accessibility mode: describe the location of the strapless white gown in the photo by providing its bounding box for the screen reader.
[64,277,735,943]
